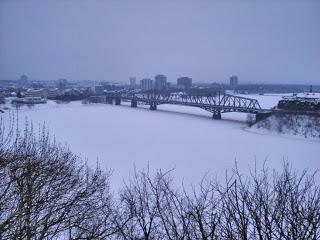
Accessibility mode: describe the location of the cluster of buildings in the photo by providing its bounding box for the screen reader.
[129,74,239,92]
[129,74,193,91]
[0,75,96,102]
[2,74,319,106]
[0,74,246,105]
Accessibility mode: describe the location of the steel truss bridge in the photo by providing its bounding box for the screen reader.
[105,91,270,120]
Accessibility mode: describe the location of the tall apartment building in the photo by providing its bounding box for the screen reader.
[18,75,29,87]
[177,77,192,89]
[129,77,136,89]
[229,76,238,89]
[140,78,153,91]
[154,74,167,91]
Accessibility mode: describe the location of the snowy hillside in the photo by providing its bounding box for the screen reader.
[252,114,320,139]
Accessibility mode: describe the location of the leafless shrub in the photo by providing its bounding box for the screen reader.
[114,167,164,239]
[0,120,114,240]
[113,163,320,240]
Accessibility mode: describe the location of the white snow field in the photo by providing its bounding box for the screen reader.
[1,94,319,188]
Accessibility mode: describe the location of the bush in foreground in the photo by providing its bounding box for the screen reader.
[0,121,115,239]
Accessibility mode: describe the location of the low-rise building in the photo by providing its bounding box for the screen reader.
[95,85,105,95]
[24,89,46,98]
[47,88,61,99]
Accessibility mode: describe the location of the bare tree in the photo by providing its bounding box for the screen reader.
[183,178,222,240]
[150,169,191,240]
[115,167,162,239]
[0,121,114,240]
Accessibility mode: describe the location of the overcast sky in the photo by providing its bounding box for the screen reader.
[0,0,319,84]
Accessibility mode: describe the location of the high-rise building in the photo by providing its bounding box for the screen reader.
[154,74,167,91]
[129,77,136,89]
[0,93,5,104]
[56,79,68,90]
[18,74,29,87]
[177,77,192,89]
[229,76,238,89]
[140,78,153,91]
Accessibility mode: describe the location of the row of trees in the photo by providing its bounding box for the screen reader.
[1,121,320,239]
[278,99,320,112]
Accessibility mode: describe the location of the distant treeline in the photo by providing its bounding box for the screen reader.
[234,84,320,94]
[0,120,319,239]
[278,99,320,112]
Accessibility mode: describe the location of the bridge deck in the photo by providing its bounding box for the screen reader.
[90,91,320,121]
[105,92,268,114]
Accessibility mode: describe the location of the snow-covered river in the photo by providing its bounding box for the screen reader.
[1,94,319,188]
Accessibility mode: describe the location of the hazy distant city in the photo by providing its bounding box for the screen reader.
[1,74,319,102]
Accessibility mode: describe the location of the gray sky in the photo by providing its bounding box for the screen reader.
[0,0,319,84]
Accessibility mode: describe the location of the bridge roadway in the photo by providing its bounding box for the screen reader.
[105,92,272,121]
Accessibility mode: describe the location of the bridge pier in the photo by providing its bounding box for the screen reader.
[131,100,137,108]
[150,102,157,110]
[106,97,113,104]
[115,98,121,105]
[212,111,221,120]
[255,112,272,123]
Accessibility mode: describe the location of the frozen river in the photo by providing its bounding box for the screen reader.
[1,94,319,188]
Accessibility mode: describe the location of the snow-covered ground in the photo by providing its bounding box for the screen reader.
[1,94,319,189]
[252,114,320,139]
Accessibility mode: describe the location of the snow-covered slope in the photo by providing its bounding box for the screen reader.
[251,114,320,139]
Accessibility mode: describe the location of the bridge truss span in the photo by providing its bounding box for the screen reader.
[105,91,264,119]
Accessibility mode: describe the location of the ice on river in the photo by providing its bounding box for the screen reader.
[1,94,319,188]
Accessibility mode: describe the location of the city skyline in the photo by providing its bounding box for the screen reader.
[0,0,319,84]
